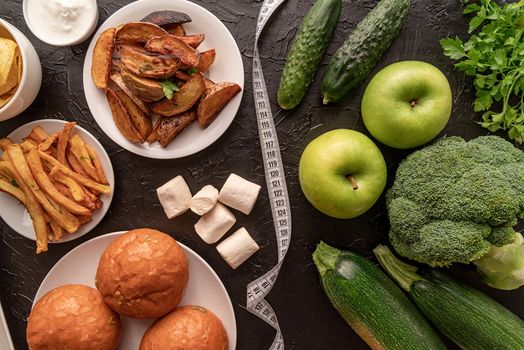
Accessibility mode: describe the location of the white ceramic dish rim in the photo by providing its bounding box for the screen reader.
[82,0,245,159]
[33,231,237,349]
[22,0,99,47]
[0,18,29,115]
[0,119,115,243]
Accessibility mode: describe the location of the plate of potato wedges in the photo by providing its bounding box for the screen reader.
[0,119,114,254]
[83,0,244,159]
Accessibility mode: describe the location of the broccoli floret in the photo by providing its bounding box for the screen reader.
[388,136,524,289]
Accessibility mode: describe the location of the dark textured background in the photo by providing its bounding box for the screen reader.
[1,0,523,349]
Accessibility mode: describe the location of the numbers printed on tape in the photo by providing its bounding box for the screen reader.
[247,0,290,349]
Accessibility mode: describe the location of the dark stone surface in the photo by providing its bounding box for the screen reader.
[0,0,523,349]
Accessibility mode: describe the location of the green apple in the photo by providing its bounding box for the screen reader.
[299,129,387,219]
[361,61,452,149]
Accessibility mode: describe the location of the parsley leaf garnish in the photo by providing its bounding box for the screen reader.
[187,67,198,75]
[440,0,524,143]
[10,179,18,187]
[160,80,180,100]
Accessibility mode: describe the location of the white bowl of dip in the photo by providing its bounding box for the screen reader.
[23,0,99,47]
[0,18,42,122]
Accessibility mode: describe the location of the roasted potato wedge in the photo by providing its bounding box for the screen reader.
[157,110,197,147]
[146,118,161,143]
[109,71,151,116]
[106,88,143,143]
[119,44,180,79]
[140,11,191,27]
[91,28,116,89]
[152,73,205,117]
[145,35,199,68]
[174,70,191,81]
[121,68,164,102]
[167,24,186,36]
[115,22,167,43]
[196,49,216,73]
[115,90,153,140]
[197,82,242,128]
[177,34,205,49]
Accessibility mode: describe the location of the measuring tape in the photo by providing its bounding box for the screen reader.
[247,0,290,349]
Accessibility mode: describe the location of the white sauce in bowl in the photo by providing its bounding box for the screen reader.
[24,0,98,46]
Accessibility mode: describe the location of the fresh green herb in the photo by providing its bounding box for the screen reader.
[79,155,94,161]
[10,179,18,187]
[160,79,180,100]
[440,0,524,143]
[186,67,198,75]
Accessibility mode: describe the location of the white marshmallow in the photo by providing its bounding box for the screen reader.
[218,173,261,215]
[190,185,219,215]
[156,175,192,219]
[194,203,236,244]
[216,227,259,269]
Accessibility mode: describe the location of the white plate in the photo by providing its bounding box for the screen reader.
[0,119,114,243]
[83,0,245,159]
[34,232,237,350]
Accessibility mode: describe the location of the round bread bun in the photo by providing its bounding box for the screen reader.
[27,284,120,350]
[96,228,189,319]
[140,305,229,350]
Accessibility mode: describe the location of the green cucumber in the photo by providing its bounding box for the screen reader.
[277,0,341,110]
[313,242,446,350]
[321,0,409,104]
[374,245,524,350]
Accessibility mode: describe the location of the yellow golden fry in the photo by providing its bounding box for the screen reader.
[27,126,49,143]
[7,145,80,233]
[45,195,80,232]
[85,143,108,185]
[26,149,91,216]
[51,172,85,202]
[0,177,25,204]
[40,150,111,194]
[4,148,48,253]
[0,138,13,151]
[56,122,76,167]
[48,220,64,242]
[0,160,17,180]
[38,132,60,152]
[20,139,37,153]
[69,134,99,181]
[66,150,89,178]
[76,214,92,225]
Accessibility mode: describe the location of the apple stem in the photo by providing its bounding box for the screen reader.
[347,175,358,190]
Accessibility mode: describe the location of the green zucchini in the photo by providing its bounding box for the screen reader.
[374,245,524,350]
[277,0,341,110]
[313,242,446,350]
[320,0,409,104]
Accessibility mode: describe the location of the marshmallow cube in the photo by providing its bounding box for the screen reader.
[216,227,260,269]
[156,175,192,219]
[194,203,236,244]
[218,173,261,215]
[190,185,219,216]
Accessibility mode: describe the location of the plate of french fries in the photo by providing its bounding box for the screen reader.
[0,120,114,254]
[83,0,244,159]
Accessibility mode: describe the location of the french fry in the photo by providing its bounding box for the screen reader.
[76,214,93,225]
[38,132,60,152]
[4,148,48,253]
[66,150,90,178]
[69,134,100,182]
[0,160,17,180]
[26,149,91,216]
[51,172,85,202]
[56,122,76,167]
[0,177,25,204]
[85,143,108,185]
[0,138,13,151]
[27,126,49,143]
[40,150,112,194]
[20,139,38,153]
[48,220,64,242]
[7,145,80,234]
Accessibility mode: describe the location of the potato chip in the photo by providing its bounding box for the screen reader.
[0,37,19,96]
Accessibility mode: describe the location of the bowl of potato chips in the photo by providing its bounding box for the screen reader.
[0,18,41,121]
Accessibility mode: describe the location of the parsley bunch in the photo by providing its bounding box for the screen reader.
[440,0,524,143]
